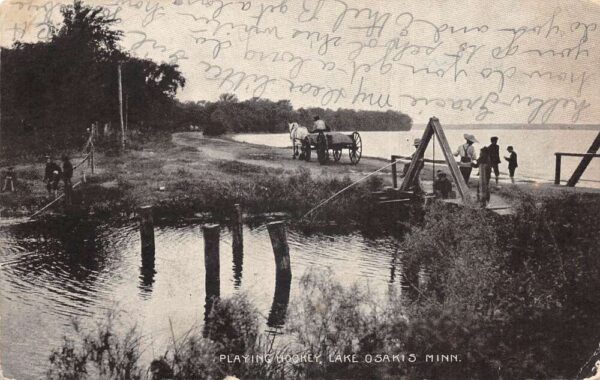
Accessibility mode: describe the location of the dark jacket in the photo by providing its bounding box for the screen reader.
[505,152,518,169]
[434,177,452,198]
[488,144,501,165]
[44,162,62,181]
[62,160,73,180]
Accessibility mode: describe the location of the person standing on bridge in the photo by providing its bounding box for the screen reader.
[476,146,492,207]
[44,156,62,198]
[488,136,501,186]
[312,115,330,133]
[454,134,478,185]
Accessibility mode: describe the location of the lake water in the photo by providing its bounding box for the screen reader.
[0,220,400,379]
[232,128,600,187]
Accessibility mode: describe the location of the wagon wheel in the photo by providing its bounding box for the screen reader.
[349,132,362,165]
[316,132,329,165]
[333,149,342,162]
[302,137,311,161]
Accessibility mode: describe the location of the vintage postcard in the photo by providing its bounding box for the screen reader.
[0,0,599,378]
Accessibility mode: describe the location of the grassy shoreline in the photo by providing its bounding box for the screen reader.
[44,192,600,379]
[0,132,400,231]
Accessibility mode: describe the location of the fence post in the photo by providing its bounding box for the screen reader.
[232,204,243,287]
[266,221,292,328]
[203,224,220,322]
[90,146,95,175]
[391,156,398,188]
[554,154,561,185]
[64,181,73,211]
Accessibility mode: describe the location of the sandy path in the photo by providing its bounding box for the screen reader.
[172,132,401,183]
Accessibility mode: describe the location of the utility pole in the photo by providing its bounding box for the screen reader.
[118,64,125,151]
[125,93,128,133]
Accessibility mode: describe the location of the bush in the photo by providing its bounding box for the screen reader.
[400,194,600,379]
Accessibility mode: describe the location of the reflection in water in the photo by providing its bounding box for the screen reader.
[139,262,156,296]
[203,226,221,332]
[0,220,400,380]
[267,272,291,329]
[232,229,243,289]
[139,207,156,296]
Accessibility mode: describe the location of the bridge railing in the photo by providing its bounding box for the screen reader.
[554,152,600,185]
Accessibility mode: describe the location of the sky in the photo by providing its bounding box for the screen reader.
[1,0,600,125]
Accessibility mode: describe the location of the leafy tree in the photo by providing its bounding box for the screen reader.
[0,0,185,155]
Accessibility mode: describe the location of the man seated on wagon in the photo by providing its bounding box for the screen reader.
[312,115,330,133]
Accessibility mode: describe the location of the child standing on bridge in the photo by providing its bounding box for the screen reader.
[504,146,518,184]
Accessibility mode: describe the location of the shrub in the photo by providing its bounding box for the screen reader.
[400,195,600,379]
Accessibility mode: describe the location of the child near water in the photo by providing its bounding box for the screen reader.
[504,146,518,184]
[1,167,16,192]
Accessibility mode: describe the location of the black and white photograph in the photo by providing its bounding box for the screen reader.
[1,0,600,378]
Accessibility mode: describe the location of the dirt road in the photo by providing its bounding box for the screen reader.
[171,132,414,185]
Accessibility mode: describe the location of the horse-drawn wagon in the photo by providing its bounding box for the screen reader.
[301,131,362,165]
[288,122,362,165]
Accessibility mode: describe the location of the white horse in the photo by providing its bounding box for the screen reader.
[288,122,309,159]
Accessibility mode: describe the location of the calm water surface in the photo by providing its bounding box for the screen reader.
[0,220,401,379]
[233,128,600,186]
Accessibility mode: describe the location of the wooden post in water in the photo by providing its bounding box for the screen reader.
[266,221,292,328]
[232,204,244,287]
[139,205,155,265]
[203,224,220,318]
[267,221,292,280]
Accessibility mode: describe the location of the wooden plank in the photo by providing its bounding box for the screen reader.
[399,122,433,191]
[29,181,82,219]
[379,199,412,204]
[430,118,472,203]
[555,152,600,158]
[567,131,600,187]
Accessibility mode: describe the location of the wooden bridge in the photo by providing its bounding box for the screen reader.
[384,118,599,216]
[554,130,600,186]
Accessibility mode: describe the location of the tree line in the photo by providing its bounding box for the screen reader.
[0,0,412,156]
[178,94,413,136]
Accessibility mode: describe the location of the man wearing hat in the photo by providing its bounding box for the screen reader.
[311,115,330,133]
[454,134,478,184]
[488,136,501,186]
